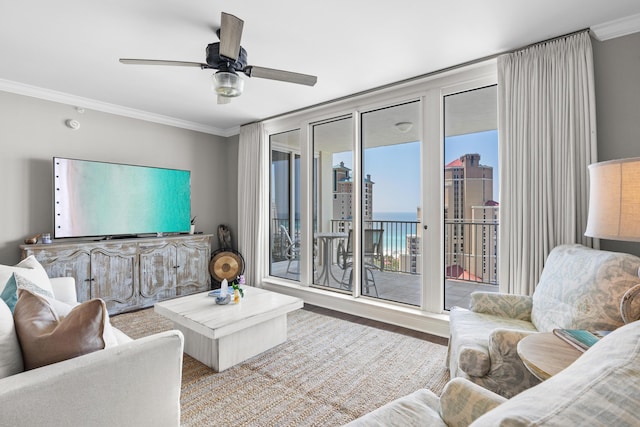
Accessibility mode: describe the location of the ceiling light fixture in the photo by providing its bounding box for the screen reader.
[395,121,413,133]
[212,71,244,98]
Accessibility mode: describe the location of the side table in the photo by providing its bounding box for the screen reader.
[517,332,582,380]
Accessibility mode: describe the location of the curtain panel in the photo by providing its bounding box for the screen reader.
[498,31,597,295]
[237,122,266,286]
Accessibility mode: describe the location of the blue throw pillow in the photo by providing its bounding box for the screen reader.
[0,274,18,313]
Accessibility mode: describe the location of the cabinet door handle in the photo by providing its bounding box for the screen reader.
[173,265,180,269]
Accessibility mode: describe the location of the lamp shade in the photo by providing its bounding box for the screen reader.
[585,157,640,242]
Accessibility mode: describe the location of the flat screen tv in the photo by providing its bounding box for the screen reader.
[54,157,191,239]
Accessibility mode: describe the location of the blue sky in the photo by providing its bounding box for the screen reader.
[333,130,498,213]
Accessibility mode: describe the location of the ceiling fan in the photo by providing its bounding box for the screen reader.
[120,12,317,104]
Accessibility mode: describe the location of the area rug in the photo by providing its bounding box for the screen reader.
[111,305,450,426]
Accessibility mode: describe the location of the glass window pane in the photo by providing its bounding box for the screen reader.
[361,101,422,305]
[312,116,353,290]
[443,85,499,310]
[270,130,301,280]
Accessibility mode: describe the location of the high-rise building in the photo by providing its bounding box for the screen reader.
[332,161,374,221]
[399,207,422,274]
[471,202,499,284]
[444,153,498,283]
[444,153,493,222]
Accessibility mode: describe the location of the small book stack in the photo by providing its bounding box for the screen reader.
[552,329,610,352]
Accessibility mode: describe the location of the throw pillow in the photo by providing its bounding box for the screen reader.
[13,289,107,370]
[40,290,119,349]
[0,274,18,313]
[1,273,55,313]
[14,272,54,299]
[10,274,118,349]
[0,299,23,378]
[0,256,54,302]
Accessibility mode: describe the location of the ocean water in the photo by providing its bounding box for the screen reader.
[373,211,419,222]
[372,212,420,255]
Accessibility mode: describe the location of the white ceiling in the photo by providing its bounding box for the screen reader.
[1,1,640,137]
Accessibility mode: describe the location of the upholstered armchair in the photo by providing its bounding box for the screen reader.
[346,319,640,426]
[448,244,640,397]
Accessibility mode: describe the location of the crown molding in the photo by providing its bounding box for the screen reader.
[0,79,237,137]
[591,13,640,41]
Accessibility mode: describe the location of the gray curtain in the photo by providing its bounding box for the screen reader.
[498,31,597,295]
[237,122,266,287]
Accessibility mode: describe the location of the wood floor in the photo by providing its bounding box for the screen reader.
[303,304,449,346]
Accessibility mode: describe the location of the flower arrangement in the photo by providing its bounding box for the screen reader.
[231,275,245,298]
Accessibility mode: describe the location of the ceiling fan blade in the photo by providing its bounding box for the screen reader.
[244,66,317,86]
[219,12,244,61]
[119,58,210,68]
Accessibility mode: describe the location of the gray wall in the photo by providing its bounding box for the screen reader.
[0,91,238,264]
[225,133,240,244]
[593,32,640,257]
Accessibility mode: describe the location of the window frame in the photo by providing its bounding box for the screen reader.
[261,60,497,336]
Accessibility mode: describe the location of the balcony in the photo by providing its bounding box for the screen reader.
[271,219,499,310]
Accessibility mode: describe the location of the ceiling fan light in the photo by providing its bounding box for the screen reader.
[212,71,244,97]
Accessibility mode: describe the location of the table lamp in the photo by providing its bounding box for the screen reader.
[585,157,640,323]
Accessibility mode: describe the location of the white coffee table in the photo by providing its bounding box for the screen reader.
[154,287,303,372]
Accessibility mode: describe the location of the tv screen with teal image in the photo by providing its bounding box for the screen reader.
[54,157,191,238]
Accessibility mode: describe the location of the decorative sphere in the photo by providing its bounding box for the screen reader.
[215,294,231,305]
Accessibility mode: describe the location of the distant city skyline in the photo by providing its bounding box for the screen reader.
[332,129,498,214]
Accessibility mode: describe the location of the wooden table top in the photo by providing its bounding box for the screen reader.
[517,332,583,380]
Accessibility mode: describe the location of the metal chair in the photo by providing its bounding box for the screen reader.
[337,229,383,296]
[280,225,318,275]
[279,225,300,274]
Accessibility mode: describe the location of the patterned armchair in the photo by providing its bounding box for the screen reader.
[346,319,640,426]
[448,244,640,397]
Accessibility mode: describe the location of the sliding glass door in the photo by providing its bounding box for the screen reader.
[359,101,422,304]
[311,116,354,290]
[264,61,498,318]
[306,102,424,306]
[443,85,499,309]
[269,129,302,281]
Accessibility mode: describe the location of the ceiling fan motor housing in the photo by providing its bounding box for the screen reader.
[206,43,247,73]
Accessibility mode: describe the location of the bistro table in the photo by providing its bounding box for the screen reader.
[314,232,347,285]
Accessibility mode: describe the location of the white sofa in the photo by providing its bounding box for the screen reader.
[0,277,184,427]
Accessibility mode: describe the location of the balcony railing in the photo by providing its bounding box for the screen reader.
[444,220,499,285]
[329,219,419,273]
[270,218,499,286]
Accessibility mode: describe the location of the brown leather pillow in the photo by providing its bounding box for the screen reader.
[13,289,107,370]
